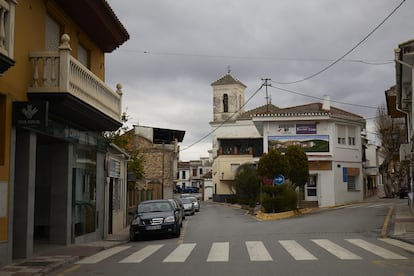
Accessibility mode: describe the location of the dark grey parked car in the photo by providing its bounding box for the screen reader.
[168,198,185,221]
[129,199,182,241]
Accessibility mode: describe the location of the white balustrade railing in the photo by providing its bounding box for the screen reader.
[28,34,122,123]
[0,0,16,58]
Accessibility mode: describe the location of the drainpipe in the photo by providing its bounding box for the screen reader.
[395,50,414,210]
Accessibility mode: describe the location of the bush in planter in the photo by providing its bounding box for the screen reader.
[261,184,298,213]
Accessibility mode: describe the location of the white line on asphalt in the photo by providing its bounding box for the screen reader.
[119,244,164,263]
[379,238,414,254]
[347,239,407,259]
[77,246,131,264]
[279,240,318,260]
[207,242,229,262]
[163,243,196,262]
[312,239,362,260]
[245,241,273,261]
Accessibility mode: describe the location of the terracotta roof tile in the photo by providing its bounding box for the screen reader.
[242,102,364,121]
[211,74,246,88]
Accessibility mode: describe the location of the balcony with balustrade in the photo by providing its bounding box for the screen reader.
[0,0,17,74]
[27,34,123,131]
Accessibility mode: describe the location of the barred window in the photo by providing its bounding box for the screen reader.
[347,176,356,191]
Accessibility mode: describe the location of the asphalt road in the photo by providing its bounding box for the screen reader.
[51,199,414,276]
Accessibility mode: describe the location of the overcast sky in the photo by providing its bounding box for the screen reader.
[105,0,413,161]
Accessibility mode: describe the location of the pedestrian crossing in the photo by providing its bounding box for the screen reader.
[76,238,413,265]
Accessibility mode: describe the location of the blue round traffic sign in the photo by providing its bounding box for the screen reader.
[273,175,285,185]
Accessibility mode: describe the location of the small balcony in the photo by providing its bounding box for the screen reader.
[0,0,17,74]
[27,34,122,131]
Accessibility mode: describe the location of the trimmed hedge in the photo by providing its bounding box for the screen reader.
[261,184,297,213]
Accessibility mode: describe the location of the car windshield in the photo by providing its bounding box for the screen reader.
[188,197,197,203]
[180,198,192,204]
[138,202,172,213]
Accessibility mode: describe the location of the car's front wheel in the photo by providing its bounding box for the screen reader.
[129,228,138,241]
[173,224,181,238]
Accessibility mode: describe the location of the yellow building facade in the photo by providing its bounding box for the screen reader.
[0,0,128,266]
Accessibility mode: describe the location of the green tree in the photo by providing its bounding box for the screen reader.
[285,145,309,188]
[235,163,260,207]
[104,117,145,181]
[257,148,289,182]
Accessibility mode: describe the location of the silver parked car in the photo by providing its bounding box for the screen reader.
[187,196,200,212]
[178,197,195,216]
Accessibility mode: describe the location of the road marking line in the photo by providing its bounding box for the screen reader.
[163,243,196,262]
[367,203,389,208]
[245,241,273,261]
[77,246,131,264]
[279,240,318,260]
[379,238,414,254]
[56,264,80,276]
[381,206,393,238]
[119,244,163,263]
[207,242,229,262]
[347,239,407,259]
[312,239,362,260]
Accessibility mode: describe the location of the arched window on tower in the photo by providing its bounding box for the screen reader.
[223,94,228,113]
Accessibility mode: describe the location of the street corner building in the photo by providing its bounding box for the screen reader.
[209,72,366,207]
[0,0,129,266]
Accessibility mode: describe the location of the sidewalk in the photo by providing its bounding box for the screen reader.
[0,199,413,276]
[388,198,414,243]
[0,228,130,276]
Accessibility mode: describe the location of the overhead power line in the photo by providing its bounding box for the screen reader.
[269,84,378,109]
[180,83,264,153]
[271,0,407,85]
[121,49,393,65]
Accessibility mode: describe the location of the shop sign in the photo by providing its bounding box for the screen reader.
[13,101,48,128]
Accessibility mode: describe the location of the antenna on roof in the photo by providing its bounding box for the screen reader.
[227,65,231,74]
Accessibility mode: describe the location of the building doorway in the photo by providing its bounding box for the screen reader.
[305,174,318,201]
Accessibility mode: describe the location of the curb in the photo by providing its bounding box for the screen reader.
[255,208,317,221]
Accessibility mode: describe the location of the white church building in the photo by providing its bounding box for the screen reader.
[210,73,366,207]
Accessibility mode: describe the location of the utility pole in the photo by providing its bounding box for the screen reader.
[261,78,271,113]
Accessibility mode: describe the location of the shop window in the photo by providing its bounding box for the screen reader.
[73,146,97,237]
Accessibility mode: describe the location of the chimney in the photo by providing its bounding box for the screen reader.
[322,95,330,111]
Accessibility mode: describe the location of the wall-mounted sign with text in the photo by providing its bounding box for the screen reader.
[12,101,48,129]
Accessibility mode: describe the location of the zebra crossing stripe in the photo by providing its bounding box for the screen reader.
[379,238,414,254]
[279,240,318,260]
[119,244,164,263]
[207,242,229,262]
[77,246,131,264]
[245,241,273,261]
[312,239,362,260]
[163,243,196,262]
[346,239,407,259]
